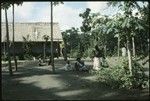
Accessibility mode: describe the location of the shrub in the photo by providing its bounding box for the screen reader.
[94,58,149,89]
[69,50,81,58]
[83,48,94,58]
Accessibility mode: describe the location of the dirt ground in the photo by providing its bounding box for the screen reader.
[2,58,149,100]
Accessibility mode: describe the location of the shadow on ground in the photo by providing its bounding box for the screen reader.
[2,59,149,100]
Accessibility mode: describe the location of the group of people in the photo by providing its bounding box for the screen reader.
[38,44,107,71]
[38,44,125,70]
[64,57,89,72]
[64,44,108,71]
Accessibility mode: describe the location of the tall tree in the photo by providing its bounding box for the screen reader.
[107,13,125,57]
[140,2,149,56]
[62,27,80,58]
[1,3,13,75]
[12,2,23,71]
[79,8,92,56]
[50,2,63,73]
[108,1,147,75]
[91,14,113,56]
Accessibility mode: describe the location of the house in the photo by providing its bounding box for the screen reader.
[1,22,63,59]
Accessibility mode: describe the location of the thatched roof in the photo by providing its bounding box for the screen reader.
[1,22,63,42]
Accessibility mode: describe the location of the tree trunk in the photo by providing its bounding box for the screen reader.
[5,8,13,75]
[147,38,149,56]
[43,42,46,62]
[127,36,132,75]
[118,35,120,57]
[140,37,143,54]
[50,1,55,73]
[4,42,6,60]
[12,4,18,71]
[64,42,68,61]
[132,36,135,57]
[104,45,107,57]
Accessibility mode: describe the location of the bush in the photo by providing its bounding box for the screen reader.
[94,58,149,89]
[69,50,81,58]
[83,48,94,58]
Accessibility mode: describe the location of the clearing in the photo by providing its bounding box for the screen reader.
[2,57,149,100]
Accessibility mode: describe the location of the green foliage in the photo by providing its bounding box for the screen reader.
[1,2,23,10]
[83,48,94,58]
[22,35,37,60]
[79,8,92,55]
[62,27,80,55]
[52,2,63,6]
[62,1,149,57]
[1,3,11,9]
[69,50,81,58]
[95,58,149,89]
[79,8,92,32]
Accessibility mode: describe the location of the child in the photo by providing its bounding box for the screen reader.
[64,60,72,71]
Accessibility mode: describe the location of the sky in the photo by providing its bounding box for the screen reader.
[1,1,145,31]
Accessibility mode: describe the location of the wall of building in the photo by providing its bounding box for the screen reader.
[1,41,61,59]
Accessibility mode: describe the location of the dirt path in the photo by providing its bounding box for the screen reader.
[2,59,149,100]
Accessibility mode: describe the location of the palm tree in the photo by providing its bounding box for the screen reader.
[12,2,23,71]
[1,3,13,75]
[43,35,50,62]
[50,2,63,73]
[50,1,54,72]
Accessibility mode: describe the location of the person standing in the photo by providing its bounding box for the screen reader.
[93,45,101,70]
